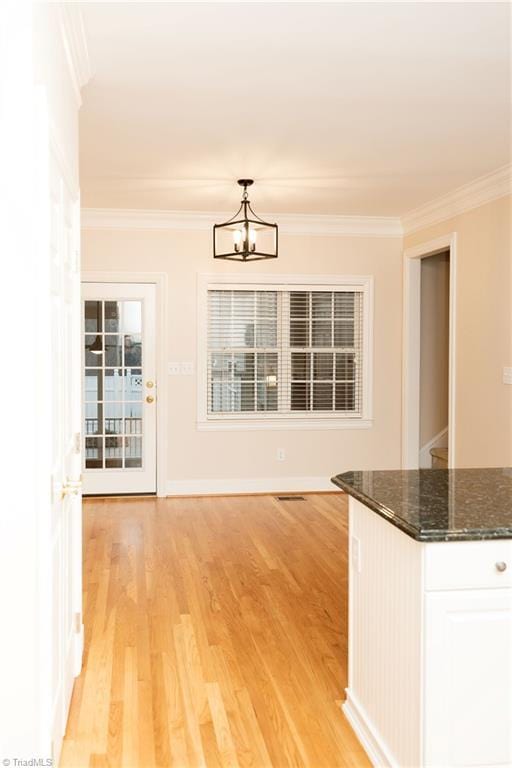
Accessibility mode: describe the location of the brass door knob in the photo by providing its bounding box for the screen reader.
[61,477,82,499]
[146,380,154,388]
[146,395,155,403]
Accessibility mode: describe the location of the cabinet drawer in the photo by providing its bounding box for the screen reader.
[424,540,512,591]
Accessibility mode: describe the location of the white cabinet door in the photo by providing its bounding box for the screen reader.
[81,282,157,494]
[424,588,512,767]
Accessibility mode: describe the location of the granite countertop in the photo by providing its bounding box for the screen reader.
[331,468,512,542]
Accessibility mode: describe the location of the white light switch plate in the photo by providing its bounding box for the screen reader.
[169,362,194,375]
[503,367,512,385]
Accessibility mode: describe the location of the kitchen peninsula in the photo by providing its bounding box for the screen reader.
[331,468,512,768]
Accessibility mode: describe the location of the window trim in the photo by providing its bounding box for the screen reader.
[197,273,374,431]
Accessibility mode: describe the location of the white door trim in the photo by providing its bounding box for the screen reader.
[82,271,168,497]
[402,233,457,469]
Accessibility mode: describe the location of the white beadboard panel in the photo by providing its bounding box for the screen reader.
[347,497,423,768]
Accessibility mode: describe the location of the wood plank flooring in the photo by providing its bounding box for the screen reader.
[60,493,370,768]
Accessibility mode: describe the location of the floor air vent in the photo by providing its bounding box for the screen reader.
[276,495,305,501]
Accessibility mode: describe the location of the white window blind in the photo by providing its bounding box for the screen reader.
[207,287,364,418]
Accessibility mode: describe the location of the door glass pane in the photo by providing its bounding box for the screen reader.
[124,334,142,366]
[85,437,103,468]
[105,335,122,367]
[85,301,102,332]
[124,368,142,399]
[105,435,123,468]
[105,301,120,332]
[125,437,142,468]
[84,369,103,401]
[85,335,103,366]
[123,301,142,334]
[83,298,146,476]
[125,403,142,434]
[104,368,123,400]
[85,402,102,435]
[104,402,123,435]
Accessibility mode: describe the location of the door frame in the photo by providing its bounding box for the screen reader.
[82,271,168,497]
[402,233,457,469]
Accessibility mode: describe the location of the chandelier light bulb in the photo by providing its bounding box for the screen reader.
[232,229,243,252]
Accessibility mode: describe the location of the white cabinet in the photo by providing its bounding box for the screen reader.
[343,497,512,768]
[425,589,512,768]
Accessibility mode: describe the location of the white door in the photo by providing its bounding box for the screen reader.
[82,282,157,494]
[48,142,83,758]
[425,588,512,767]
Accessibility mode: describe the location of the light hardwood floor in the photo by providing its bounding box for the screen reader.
[60,493,370,768]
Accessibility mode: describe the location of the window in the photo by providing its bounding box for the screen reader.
[199,275,372,430]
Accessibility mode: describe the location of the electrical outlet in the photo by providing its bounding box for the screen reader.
[277,448,286,461]
[181,362,194,375]
[503,367,512,385]
[168,362,180,375]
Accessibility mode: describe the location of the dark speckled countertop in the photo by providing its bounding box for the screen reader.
[331,468,512,542]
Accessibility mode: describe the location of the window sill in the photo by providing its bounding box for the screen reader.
[196,418,374,432]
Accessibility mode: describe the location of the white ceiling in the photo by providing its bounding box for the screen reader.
[79,1,511,216]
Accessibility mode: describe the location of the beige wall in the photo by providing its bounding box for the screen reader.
[82,228,403,490]
[420,250,450,447]
[405,194,512,467]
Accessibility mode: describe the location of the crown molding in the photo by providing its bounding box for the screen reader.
[401,164,512,235]
[81,207,403,237]
[59,5,92,108]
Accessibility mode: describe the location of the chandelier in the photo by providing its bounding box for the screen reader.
[213,179,278,261]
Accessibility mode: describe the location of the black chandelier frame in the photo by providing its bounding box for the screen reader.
[213,179,278,262]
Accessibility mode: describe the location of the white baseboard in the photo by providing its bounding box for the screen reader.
[342,689,397,768]
[419,426,448,469]
[166,476,336,496]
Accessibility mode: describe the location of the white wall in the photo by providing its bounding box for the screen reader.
[82,226,403,493]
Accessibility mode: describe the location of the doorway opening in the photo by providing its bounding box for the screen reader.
[402,234,457,469]
[419,250,450,468]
